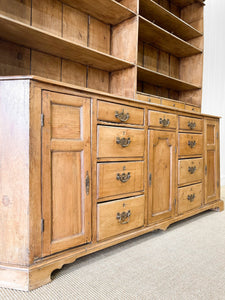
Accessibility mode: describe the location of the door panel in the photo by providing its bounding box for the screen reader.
[205,119,220,203]
[42,91,91,256]
[148,130,176,223]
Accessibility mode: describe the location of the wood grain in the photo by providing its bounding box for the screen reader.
[97,161,144,199]
[178,157,203,185]
[97,100,144,125]
[97,126,145,159]
[178,133,203,156]
[178,183,203,214]
[0,15,134,72]
[148,110,177,129]
[97,195,145,241]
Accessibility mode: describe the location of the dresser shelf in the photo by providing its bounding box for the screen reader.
[137,65,201,91]
[0,15,134,72]
[138,16,202,58]
[60,0,136,25]
[139,0,202,40]
[171,0,205,8]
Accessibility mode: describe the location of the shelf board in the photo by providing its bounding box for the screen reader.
[139,0,202,40]
[139,16,202,58]
[137,65,201,91]
[61,0,136,25]
[171,0,205,8]
[0,15,134,72]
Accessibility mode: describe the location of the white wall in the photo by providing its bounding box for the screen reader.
[202,0,225,185]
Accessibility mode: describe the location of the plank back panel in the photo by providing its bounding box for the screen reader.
[0,0,31,24]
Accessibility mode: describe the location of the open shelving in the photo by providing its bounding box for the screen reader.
[139,16,202,58]
[0,0,205,110]
[171,0,205,8]
[139,0,203,40]
[60,0,136,25]
[137,65,201,91]
[0,15,134,72]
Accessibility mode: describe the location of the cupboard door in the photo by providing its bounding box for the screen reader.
[42,91,91,256]
[204,119,220,204]
[148,130,176,223]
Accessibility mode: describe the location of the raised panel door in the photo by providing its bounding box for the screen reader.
[148,130,176,223]
[42,91,91,256]
[204,119,220,204]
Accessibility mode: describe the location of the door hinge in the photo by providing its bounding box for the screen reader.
[149,173,152,186]
[86,171,90,195]
[174,198,176,206]
[41,219,45,233]
[175,146,177,154]
[205,165,207,175]
[217,132,219,139]
[217,180,220,188]
[41,114,44,127]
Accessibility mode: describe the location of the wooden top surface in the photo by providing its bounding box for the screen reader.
[0,75,219,119]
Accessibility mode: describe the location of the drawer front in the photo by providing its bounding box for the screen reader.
[179,116,203,132]
[97,101,144,125]
[179,133,203,156]
[178,158,203,185]
[185,104,201,113]
[136,93,161,104]
[97,195,144,241]
[161,99,185,110]
[97,126,145,158]
[148,110,177,129]
[178,183,203,214]
[97,161,144,199]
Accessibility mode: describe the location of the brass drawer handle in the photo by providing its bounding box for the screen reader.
[188,140,196,148]
[159,118,170,127]
[116,210,131,224]
[116,172,131,183]
[115,109,130,122]
[188,166,196,174]
[188,121,196,130]
[116,137,131,147]
[187,193,195,202]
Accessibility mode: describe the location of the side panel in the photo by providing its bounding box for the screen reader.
[0,80,30,265]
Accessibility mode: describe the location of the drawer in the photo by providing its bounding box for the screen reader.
[161,99,185,110]
[97,101,144,125]
[178,183,203,214]
[179,133,203,156]
[97,195,144,241]
[97,161,144,199]
[185,104,201,113]
[179,116,203,132]
[136,93,161,104]
[97,126,145,158]
[148,110,177,129]
[178,158,203,185]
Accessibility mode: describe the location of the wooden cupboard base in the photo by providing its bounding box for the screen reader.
[0,200,223,291]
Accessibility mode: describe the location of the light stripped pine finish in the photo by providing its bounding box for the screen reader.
[41,91,91,256]
[148,130,176,223]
